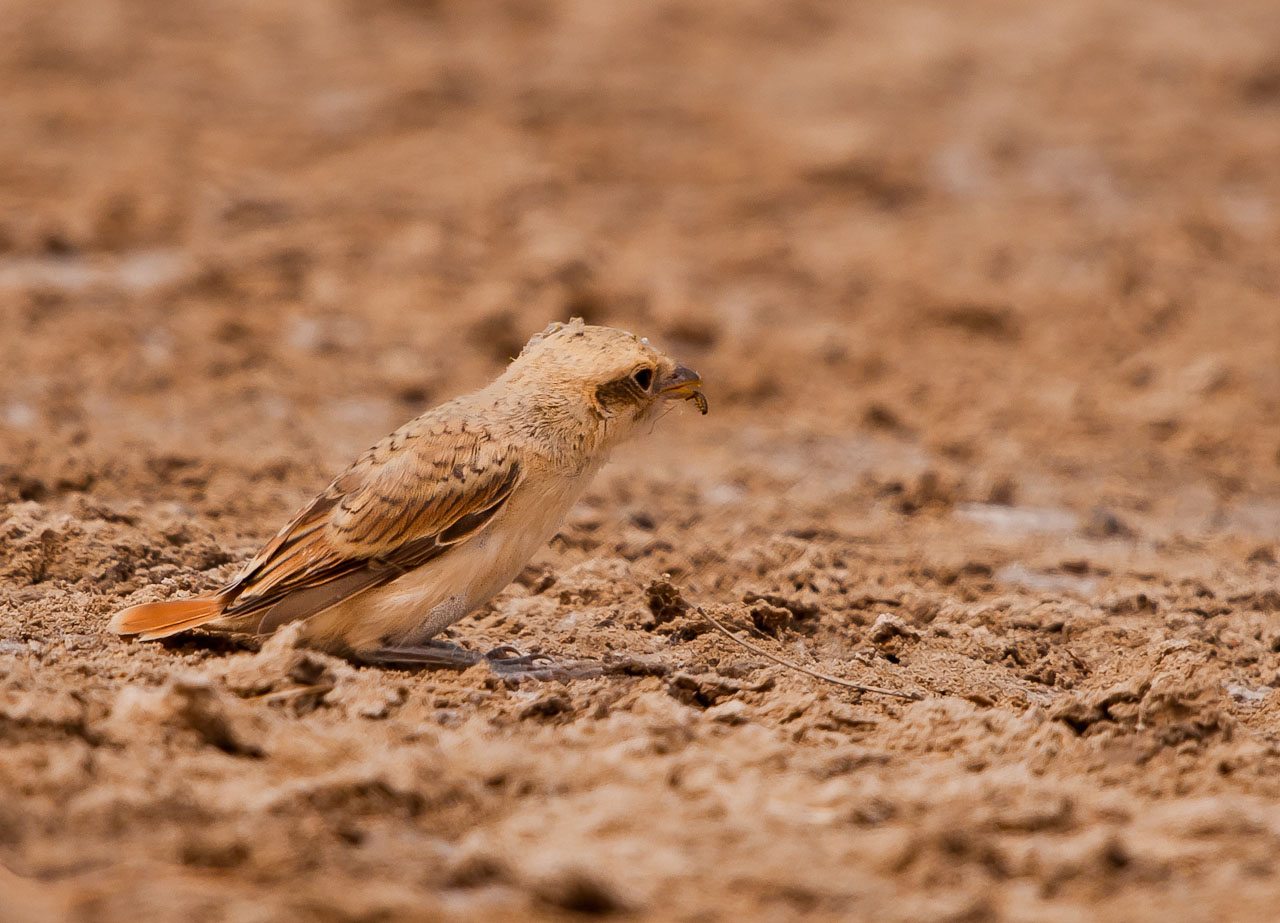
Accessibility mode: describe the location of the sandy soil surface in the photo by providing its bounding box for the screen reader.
[4,0,1280,920]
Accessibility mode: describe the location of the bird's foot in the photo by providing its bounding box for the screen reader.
[482,645,603,681]
[483,644,550,666]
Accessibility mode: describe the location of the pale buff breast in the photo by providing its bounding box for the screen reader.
[299,462,601,652]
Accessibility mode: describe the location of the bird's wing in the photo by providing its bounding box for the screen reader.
[218,420,522,633]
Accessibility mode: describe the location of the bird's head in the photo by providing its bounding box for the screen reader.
[501,318,707,452]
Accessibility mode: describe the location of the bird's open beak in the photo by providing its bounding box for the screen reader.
[659,365,708,415]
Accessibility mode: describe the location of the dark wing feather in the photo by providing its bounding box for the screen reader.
[216,421,521,633]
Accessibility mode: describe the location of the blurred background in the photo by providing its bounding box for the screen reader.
[8,3,1280,921]
[3,0,1279,524]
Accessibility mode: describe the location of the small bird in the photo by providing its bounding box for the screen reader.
[110,318,707,672]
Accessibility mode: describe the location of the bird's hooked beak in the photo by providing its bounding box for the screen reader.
[658,365,708,415]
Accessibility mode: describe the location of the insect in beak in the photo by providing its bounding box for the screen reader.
[659,365,709,415]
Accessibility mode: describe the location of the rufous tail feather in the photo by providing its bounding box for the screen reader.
[109,596,225,641]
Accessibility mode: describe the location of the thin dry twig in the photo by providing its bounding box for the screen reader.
[697,607,924,701]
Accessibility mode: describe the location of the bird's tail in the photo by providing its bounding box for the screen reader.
[109,595,226,641]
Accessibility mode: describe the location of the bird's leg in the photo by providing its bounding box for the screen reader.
[359,640,603,681]
[358,639,484,671]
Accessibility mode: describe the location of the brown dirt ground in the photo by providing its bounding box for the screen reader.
[4,1,1280,920]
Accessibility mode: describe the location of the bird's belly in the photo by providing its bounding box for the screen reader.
[302,470,592,651]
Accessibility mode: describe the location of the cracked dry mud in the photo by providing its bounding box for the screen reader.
[4,1,1280,921]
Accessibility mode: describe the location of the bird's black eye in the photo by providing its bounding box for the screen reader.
[631,367,654,391]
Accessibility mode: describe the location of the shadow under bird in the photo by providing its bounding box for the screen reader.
[110,319,707,675]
